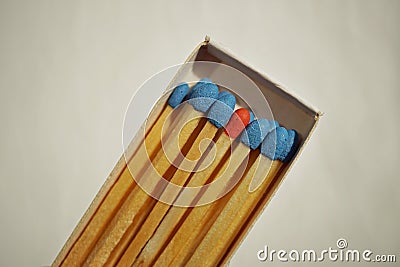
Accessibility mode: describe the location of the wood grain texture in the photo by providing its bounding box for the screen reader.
[83,106,204,266]
[186,157,282,266]
[117,128,232,266]
[106,121,218,266]
[133,142,251,267]
[57,103,173,266]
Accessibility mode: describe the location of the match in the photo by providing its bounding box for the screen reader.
[117,106,251,266]
[185,127,298,266]
[103,90,237,265]
[82,80,220,266]
[132,118,276,266]
[58,79,213,266]
[58,82,190,266]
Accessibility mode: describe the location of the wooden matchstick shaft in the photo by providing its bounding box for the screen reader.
[117,103,250,266]
[133,142,251,267]
[116,129,232,266]
[104,121,219,266]
[59,102,174,266]
[186,156,283,266]
[154,151,263,267]
[83,106,205,266]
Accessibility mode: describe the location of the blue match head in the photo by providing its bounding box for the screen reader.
[168,83,190,108]
[283,129,299,163]
[261,127,289,160]
[240,119,277,150]
[188,78,213,98]
[247,112,275,126]
[249,111,255,123]
[207,91,236,128]
[187,82,219,112]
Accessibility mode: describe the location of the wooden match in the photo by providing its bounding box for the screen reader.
[53,75,301,267]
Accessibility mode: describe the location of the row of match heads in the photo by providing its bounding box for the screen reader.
[167,78,298,163]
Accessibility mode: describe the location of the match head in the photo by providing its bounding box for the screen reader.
[187,82,219,112]
[241,118,277,150]
[188,78,213,98]
[224,108,251,139]
[249,111,255,123]
[168,83,190,108]
[283,129,299,163]
[207,91,236,128]
[261,126,289,160]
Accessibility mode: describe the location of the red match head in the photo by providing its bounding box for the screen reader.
[224,108,251,139]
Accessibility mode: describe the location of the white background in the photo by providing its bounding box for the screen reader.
[0,1,399,266]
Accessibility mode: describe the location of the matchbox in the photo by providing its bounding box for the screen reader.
[53,36,321,266]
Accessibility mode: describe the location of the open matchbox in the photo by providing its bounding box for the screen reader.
[53,37,321,266]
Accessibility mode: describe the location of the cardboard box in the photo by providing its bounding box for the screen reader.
[53,37,321,266]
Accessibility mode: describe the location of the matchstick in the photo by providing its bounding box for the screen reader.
[58,82,190,267]
[83,81,220,266]
[59,79,213,266]
[153,119,282,267]
[98,90,235,265]
[185,127,298,266]
[132,118,275,267]
[116,107,251,266]
[105,91,237,266]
